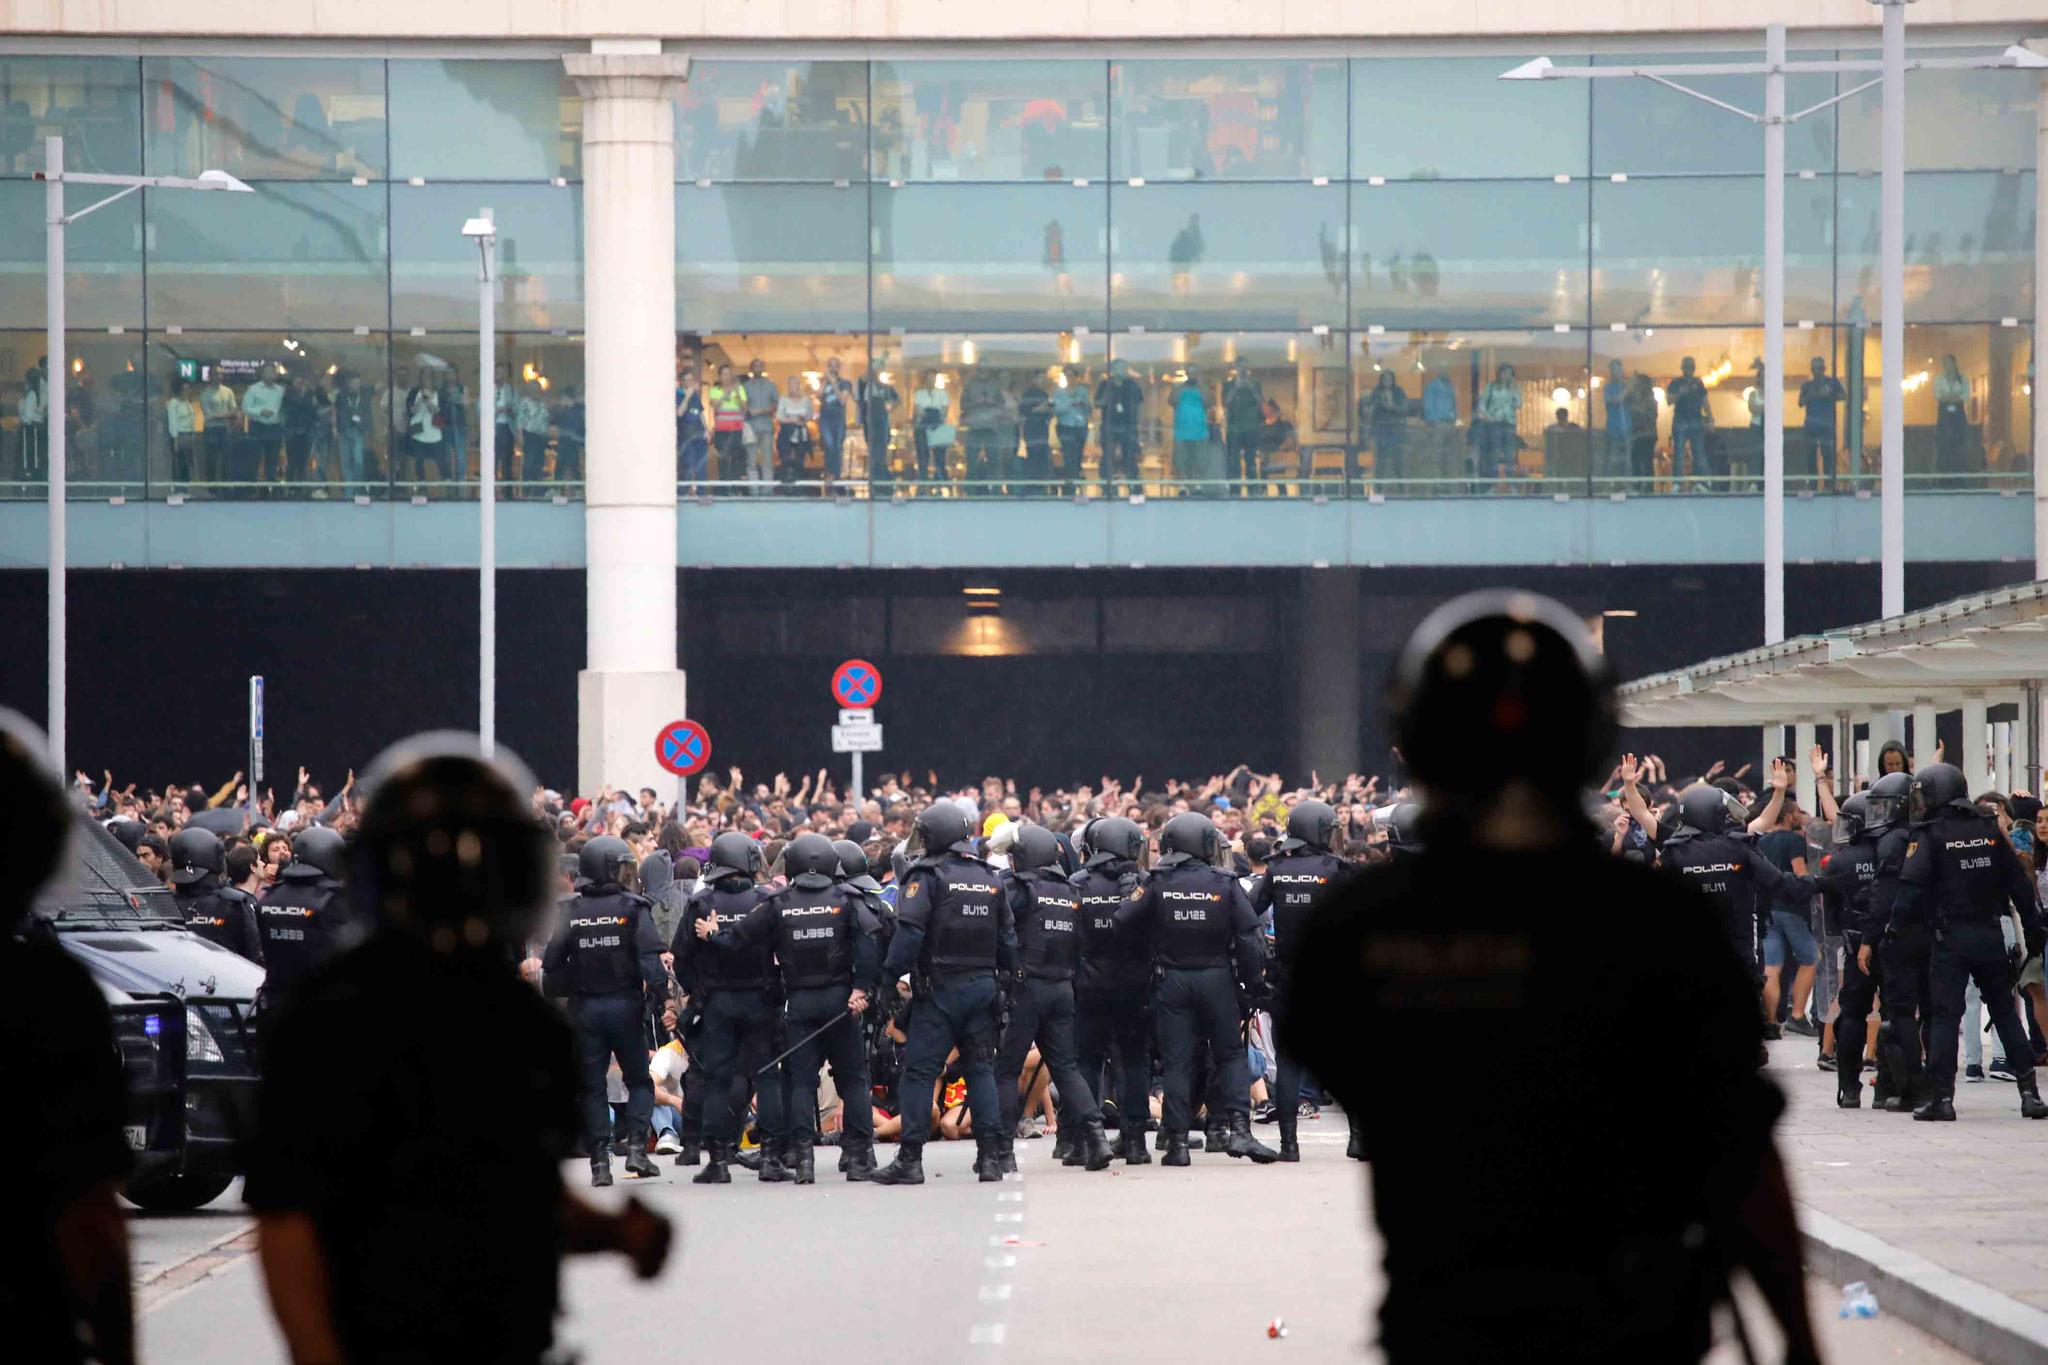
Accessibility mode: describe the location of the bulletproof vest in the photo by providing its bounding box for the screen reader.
[1146,863,1238,970]
[772,881,859,990]
[922,854,1004,974]
[1912,811,2017,925]
[686,882,775,992]
[1072,861,1148,993]
[1871,826,1917,927]
[1014,871,1081,981]
[1659,832,1759,922]
[256,874,345,996]
[1260,849,1346,957]
[559,890,653,996]
[1817,837,1879,938]
[177,885,260,962]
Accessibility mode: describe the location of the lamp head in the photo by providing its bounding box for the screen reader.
[1499,57,1555,81]
[461,217,498,240]
[196,168,255,193]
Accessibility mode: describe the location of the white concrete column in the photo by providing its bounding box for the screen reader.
[1865,710,1897,785]
[2032,41,2047,580]
[1911,703,1939,770]
[1994,720,2013,795]
[1793,722,1816,812]
[567,44,692,802]
[1960,697,1990,796]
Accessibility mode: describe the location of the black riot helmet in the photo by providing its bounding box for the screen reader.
[1909,762,1971,824]
[1155,811,1227,870]
[1072,818,1100,863]
[1084,815,1147,867]
[1385,802,1425,854]
[1863,771,1913,834]
[1389,589,1616,810]
[1833,791,1868,845]
[909,801,974,860]
[291,825,346,880]
[1011,823,1062,873]
[0,708,70,929]
[1277,799,1337,854]
[105,817,145,854]
[350,732,553,947]
[782,832,840,878]
[578,836,636,890]
[703,831,763,884]
[832,839,869,880]
[1675,783,1734,838]
[169,827,225,888]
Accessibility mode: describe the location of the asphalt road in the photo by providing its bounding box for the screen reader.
[136,1120,1969,1363]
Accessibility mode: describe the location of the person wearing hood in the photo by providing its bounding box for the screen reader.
[170,826,264,964]
[257,825,353,1011]
[638,852,689,964]
[1070,815,1156,1164]
[1251,799,1355,1162]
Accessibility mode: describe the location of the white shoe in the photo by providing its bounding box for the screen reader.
[654,1131,682,1154]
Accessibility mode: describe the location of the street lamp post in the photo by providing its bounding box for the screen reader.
[463,210,499,757]
[37,135,251,775]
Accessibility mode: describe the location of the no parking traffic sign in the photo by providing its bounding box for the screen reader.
[831,658,883,709]
[654,718,712,777]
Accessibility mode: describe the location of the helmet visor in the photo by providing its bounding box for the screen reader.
[1832,811,1863,845]
[1909,785,1931,825]
[1864,792,1907,830]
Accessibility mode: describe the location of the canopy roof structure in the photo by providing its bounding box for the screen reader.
[1619,580,2048,729]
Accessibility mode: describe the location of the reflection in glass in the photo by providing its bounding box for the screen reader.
[391,332,585,497]
[678,333,869,488]
[1353,180,1585,329]
[1840,65,2039,174]
[1111,60,1344,181]
[870,61,1108,182]
[873,332,1108,493]
[0,57,141,176]
[0,180,142,328]
[147,181,387,330]
[1837,171,2035,322]
[1590,50,1835,176]
[1111,183,1345,330]
[0,332,146,494]
[1350,57,1588,180]
[1112,331,1338,492]
[1846,324,2034,485]
[143,57,386,179]
[872,184,1107,330]
[1591,177,1834,326]
[676,62,867,182]
[388,60,581,181]
[392,183,583,331]
[678,185,867,332]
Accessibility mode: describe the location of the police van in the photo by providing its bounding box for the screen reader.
[38,818,264,1211]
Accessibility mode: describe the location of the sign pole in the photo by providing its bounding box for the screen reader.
[851,751,863,809]
[248,675,264,829]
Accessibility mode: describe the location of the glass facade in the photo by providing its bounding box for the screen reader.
[0,51,2035,501]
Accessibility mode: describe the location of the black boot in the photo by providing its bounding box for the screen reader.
[871,1143,925,1186]
[1200,1120,1223,1153]
[1345,1116,1368,1161]
[1913,1088,1957,1122]
[674,1137,702,1167]
[1836,1079,1862,1109]
[792,1134,817,1185]
[2018,1073,2048,1120]
[1225,1112,1281,1164]
[730,1144,763,1173]
[998,1135,1018,1176]
[692,1140,733,1184]
[975,1135,1005,1183]
[758,1140,795,1183]
[1052,1128,1077,1164]
[1162,1132,1191,1167]
[1154,1127,1171,1152]
[1277,1109,1300,1163]
[844,1138,877,1182]
[589,1152,613,1188]
[1081,1118,1115,1172]
[623,1141,660,1180]
[1123,1130,1152,1165]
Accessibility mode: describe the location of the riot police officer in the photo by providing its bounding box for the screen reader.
[698,832,882,1182]
[170,827,264,963]
[256,825,350,1008]
[1657,783,1812,996]
[1071,815,1156,1165]
[872,803,1017,1186]
[672,831,784,1184]
[1816,793,1884,1108]
[1382,802,1424,860]
[1116,812,1278,1167]
[1253,799,1350,1162]
[995,823,1115,1173]
[1859,771,1925,1109]
[544,835,665,1186]
[1887,763,2048,1121]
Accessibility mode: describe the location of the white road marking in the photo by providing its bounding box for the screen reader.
[979,1283,1014,1303]
[969,1324,1008,1345]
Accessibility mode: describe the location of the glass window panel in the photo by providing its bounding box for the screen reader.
[676,61,867,182]
[873,184,1106,330]
[1353,180,1584,330]
[389,60,580,182]
[147,330,391,497]
[1591,50,1835,176]
[678,185,866,332]
[677,333,869,485]
[0,57,141,177]
[142,57,386,179]
[147,181,387,330]
[870,61,1107,182]
[867,332,1108,492]
[0,180,142,328]
[1591,325,1839,489]
[392,183,582,331]
[1111,183,1344,330]
[0,332,147,494]
[1837,171,2035,322]
[1840,63,2038,173]
[1592,177,1834,326]
[390,332,586,498]
[1348,329,1592,490]
[1112,330,1342,490]
[1350,56,1588,180]
[1110,59,1345,181]
[1847,324,2034,483]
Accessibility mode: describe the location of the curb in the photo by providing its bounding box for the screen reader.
[1799,1204,2048,1365]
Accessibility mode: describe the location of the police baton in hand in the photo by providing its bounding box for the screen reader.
[755,1009,851,1076]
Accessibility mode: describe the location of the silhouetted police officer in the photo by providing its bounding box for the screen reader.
[1116,811,1278,1167]
[256,824,350,1008]
[1278,591,1818,1365]
[1382,802,1425,861]
[872,802,1017,1185]
[1816,792,1885,1108]
[1658,783,1812,997]
[170,827,263,964]
[995,822,1116,1173]
[545,835,666,1186]
[1071,815,1156,1165]
[1889,762,2048,1121]
[699,832,883,1183]
[672,831,783,1184]
[1253,799,1348,1162]
[1859,771,1925,1109]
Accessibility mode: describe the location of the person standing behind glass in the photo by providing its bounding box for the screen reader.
[706,363,747,485]
[1223,368,1264,496]
[516,382,551,484]
[817,356,852,485]
[1363,369,1408,489]
[1172,374,1213,494]
[774,374,814,491]
[440,370,469,485]
[1050,368,1091,496]
[407,376,445,490]
[1665,357,1708,488]
[17,366,45,483]
[1474,362,1520,484]
[334,372,370,496]
[494,363,517,490]
[1624,372,1659,491]
[742,360,778,494]
[913,373,951,486]
[281,372,317,492]
[1798,356,1845,490]
[1421,368,1456,425]
[1017,375,1053,494]
[961,367,1005,489]
[1095,360,1144,497]
[199,372,238,489]
[1933,354,1971,485]
[166,379,202,487]
[859,367,898,489]
[554,387,586,488]
[1601,360,1630,484]
[243,366,287,496]
[676,366,707,493]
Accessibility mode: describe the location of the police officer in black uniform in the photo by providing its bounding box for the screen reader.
[1253,799,1349,1162]
[698,832,883,1183]
[1116,811,1279,1167]
[1071,815,1156,1165]
[1382,802,1424,860]
[256,825,350,1009]
[872,803,1017,1186]
[995,822,1116,1173]
[1887,762,2048,1121]
[170,827,264,963]
[543,835,665,1186]
[1858,772,1925,1109]
[672,831,784,1184]
[1657,783,1812,999]
[1816,792,1885,1108]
